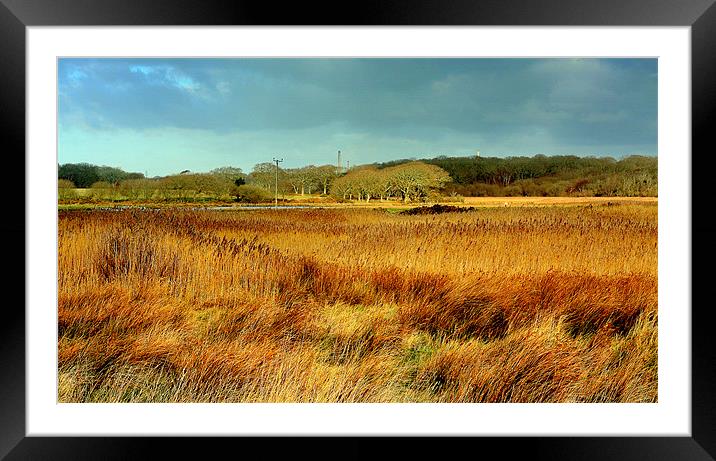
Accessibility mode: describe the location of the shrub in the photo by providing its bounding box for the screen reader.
[566,178,590,195]
[232,184,274,203]
[90,181,113,189]
[441,193,464,203]
[58,180,78,200]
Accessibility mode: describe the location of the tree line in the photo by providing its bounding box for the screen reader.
[58,164,247,202]
[58,163,145,188]
[374,154,657,197]
[58,153,658,203]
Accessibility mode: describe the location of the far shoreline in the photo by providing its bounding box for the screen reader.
[57,196,658,211]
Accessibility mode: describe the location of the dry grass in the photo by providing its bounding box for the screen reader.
[461,196,658,206]
[58,202,657,402]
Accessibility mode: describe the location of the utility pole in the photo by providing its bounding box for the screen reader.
[272,157,283,208]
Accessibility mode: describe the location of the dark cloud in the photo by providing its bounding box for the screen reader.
[58,58,657,155]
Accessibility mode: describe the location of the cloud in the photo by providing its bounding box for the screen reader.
[66,69,88,87]
[215,81,231,95]
[128,65,155,76]
[58,58,657,167]
[129,64,201,91]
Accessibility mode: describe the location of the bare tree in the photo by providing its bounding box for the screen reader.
[329,162,450,203]
[295,165,320,195]
[386,162,451,202]
[249,162,278,190]
[314,164,338,195]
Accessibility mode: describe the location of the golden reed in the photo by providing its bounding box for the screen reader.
[58,204,657,402]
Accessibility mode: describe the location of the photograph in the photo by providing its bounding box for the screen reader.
[6,0,712,455]
[56,57,659,404]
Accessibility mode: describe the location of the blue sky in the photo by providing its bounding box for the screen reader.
[58,58,657,177]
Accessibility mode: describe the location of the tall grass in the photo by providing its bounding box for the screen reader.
[58,204,657,402]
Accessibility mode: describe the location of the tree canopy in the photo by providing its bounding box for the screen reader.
[58,154,658,201]
[58,163,145,188]
[331,161,451,202]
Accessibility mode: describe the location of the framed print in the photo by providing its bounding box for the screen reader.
[5,0,716,458]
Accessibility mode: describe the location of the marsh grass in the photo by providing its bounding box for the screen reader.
[58,204,657,402]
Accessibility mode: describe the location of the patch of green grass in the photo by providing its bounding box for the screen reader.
[382,207,411,214]
[58,203,101,211]
[401,331,437,365]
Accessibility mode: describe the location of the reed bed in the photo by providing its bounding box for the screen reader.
[58,204,657,402]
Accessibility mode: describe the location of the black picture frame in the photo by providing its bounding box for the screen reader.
[4,0,714,459]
